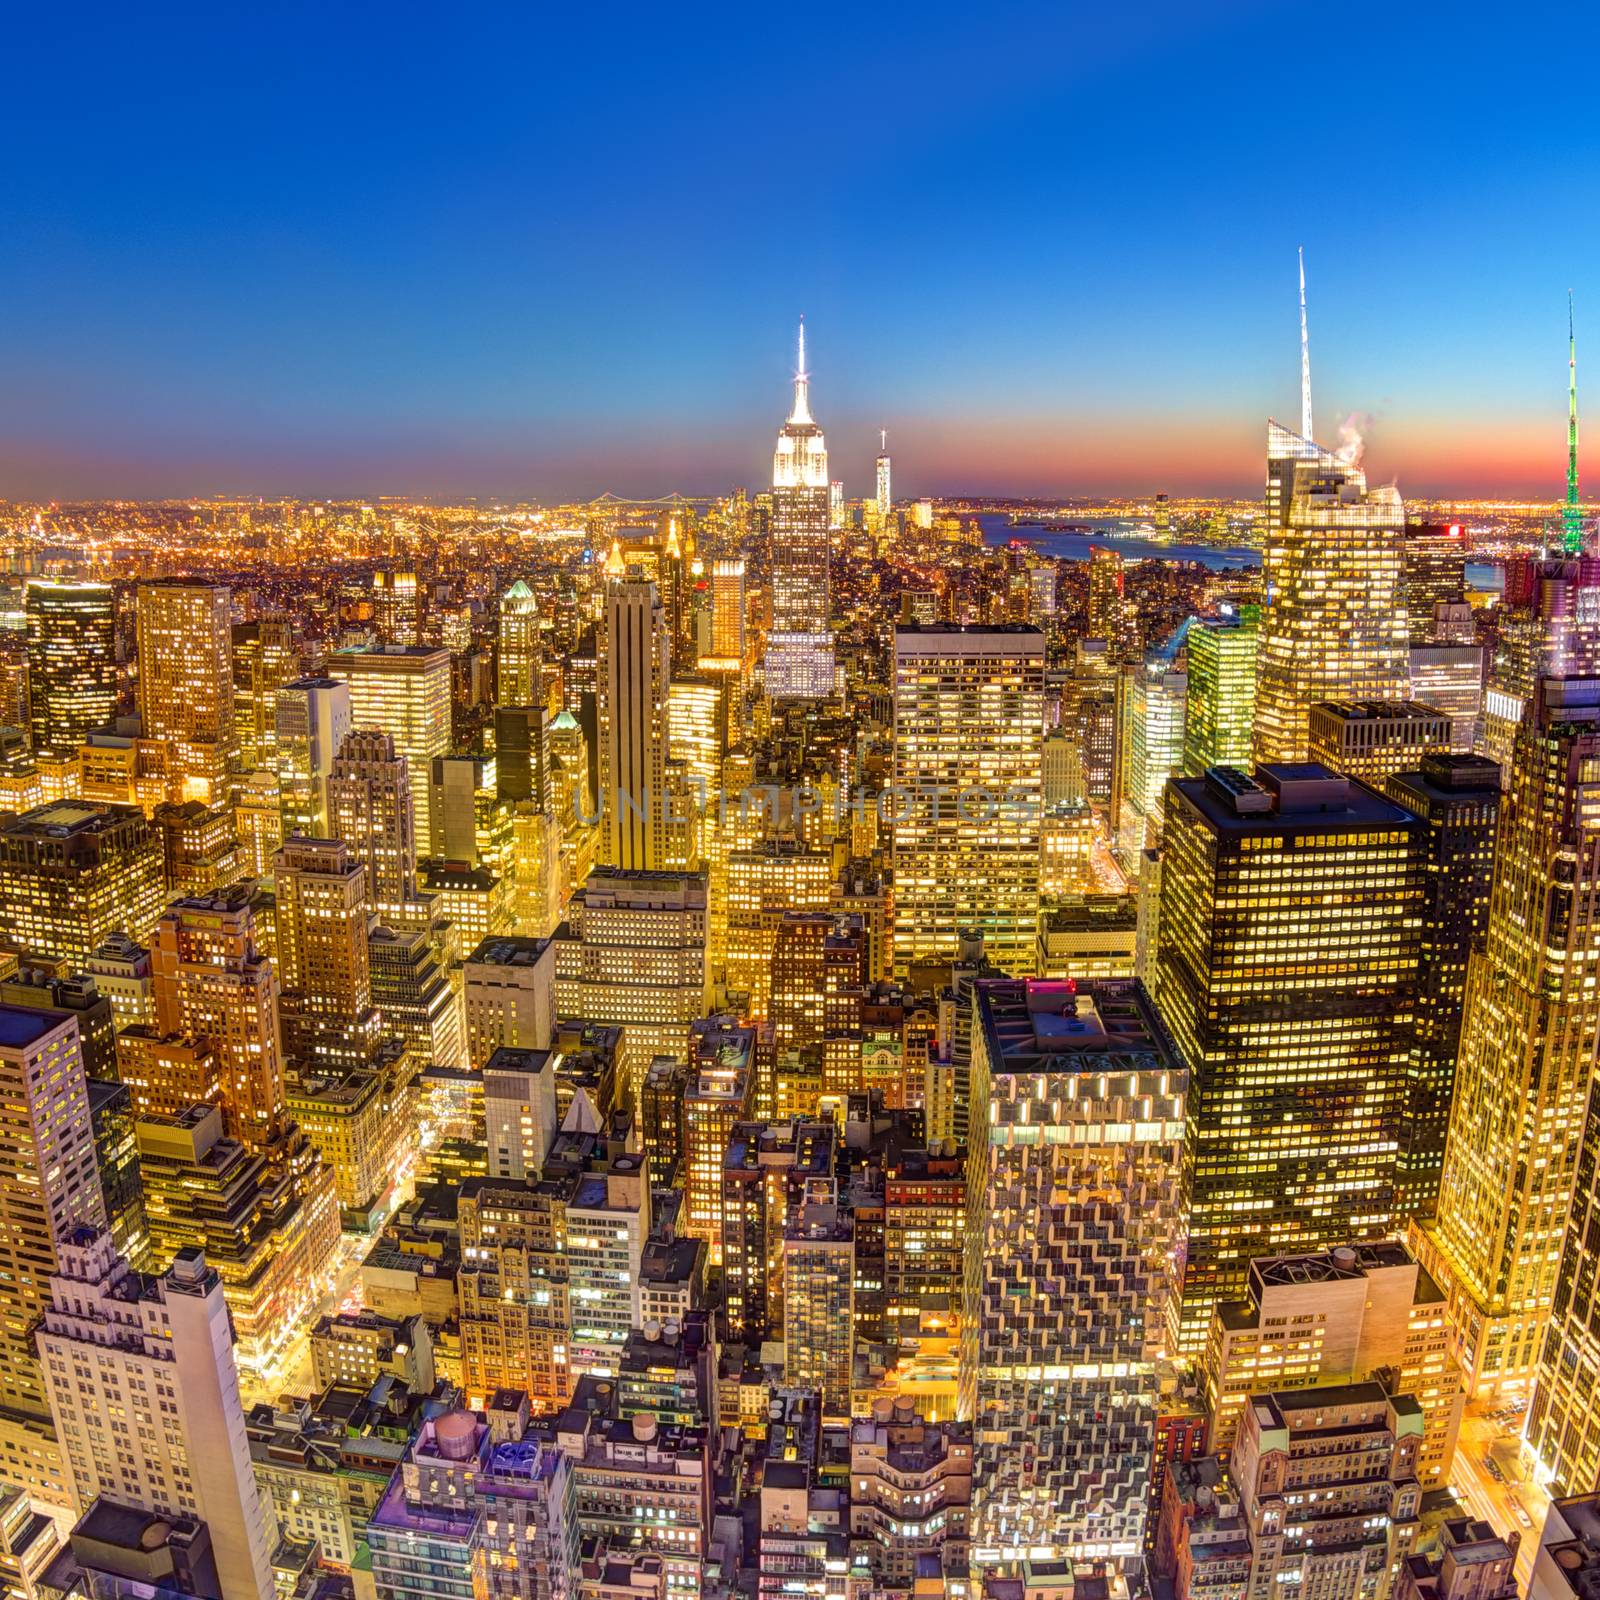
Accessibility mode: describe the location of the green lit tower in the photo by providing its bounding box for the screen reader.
[1566,290,1583,554]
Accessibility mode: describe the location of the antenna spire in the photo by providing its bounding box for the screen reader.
[789,316,812,425]
[880,428,887,453]
[1298,247,1314,442]
[1567,290,1583,554]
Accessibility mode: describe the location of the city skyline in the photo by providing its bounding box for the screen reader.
[7,3,1600,502]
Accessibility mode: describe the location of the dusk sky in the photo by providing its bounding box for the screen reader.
[4,2,1598,503]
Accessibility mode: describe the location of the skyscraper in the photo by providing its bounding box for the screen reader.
[875,428,891,520]
[598,578,670,872]
[1151,763,1423,1350]
[327,728,419,917]
[0,1009,107,1421]
[498,578,541,706]
[24,580,117,762]
[1087,544,1129,651]
[764,320,835,699]
[274,675,352,840]
[706,558,747,668]
[1254,425,1410,763]
[38,1230,277,1600]
[273,836,374,1066]
[1121,661,1187,855]
[135,581,237,803]
[231,616,299,772]
[328,645,452,844]
[1419,676,1600,1395]
[1183,608,1258,774]
[373,569,419,645]
[891,625,1044,975]
[962,977,1186,1571]
[1567,290,1583,555]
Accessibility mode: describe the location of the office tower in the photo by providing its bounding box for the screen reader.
[598,578,670,871]
[1029,563,1058,624]
[153,798,244,898]
[495,702,548,809]
[875,428,892,520]
[1306,700,1454,786]
[666,677,725,799]
[1421,678,1600,1396]
[884,1142,965,1344]
[961,978,1186,1572]
[483,1046,558,1180]
[327,728,418,915]
[1202,1241,1463,1486]
[498,578,541,705]
[370,921,466,1072]
[681,1018,756,1261]
[0,1009,107,1421]
[151,887,283,1149]
[891,625,1044,975]
[135,1103,337,1376]
[1231,1384,1422,1600]
[1409,643,1486,751]
[1122,662,1188,854]
[328,645,452,842]
[85,930,154,1031]
[135,581,236,802]
[1036,892,1138,978]
[1405,522,1468,642]
[1480,557,1600,776]
[1383,755,1499,1220]
[287,1064,410,1222]
[562,1141,649,1375]
[273,837,374,1063]
[765,321,835,699]
[0,965,116,1078]
[723,837,833,1017]
[38,1231,276,1600]
[704,558,747,668]
[1087,544,1128,649]
[274,675,351,839]
[0,801,166,965]
[373,569,419,645]
[115,1027,225,1123]
[231,616,299,771]
[770,913,865,1058]
[1254,423,1410,763]
[553,869,708,1105]
[783,1200,855,1418]
[236,769,282,877]
[640,1055,690,1185]
[24,580,116,761]
[1151,765,1423,1351]
[464,935,555,1066]
[1183,608,1259,773]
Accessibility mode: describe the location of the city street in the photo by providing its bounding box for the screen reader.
[1447,1398,1546,1594]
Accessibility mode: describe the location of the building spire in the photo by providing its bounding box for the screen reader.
[1566,289,1583,554]
[880,428,887,454]
[789,316,812,425]
[1298,246,1314,443]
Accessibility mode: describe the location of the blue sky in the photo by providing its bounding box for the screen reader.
[3,1,1597,501]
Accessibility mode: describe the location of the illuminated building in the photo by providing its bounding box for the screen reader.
[1254,423,1410,764]
[78,728,180,815]
[0,963,115,1078]
[876,429,892,520]
[1306,700,1453,786]
[765,321,835,699]
[701,557,747,671]
[1151,764,1422,1351]
[681,1017,755,1263]
[84,930,153,1031]
[152,798,244,899]
[1231,1384,1421,1600]
[1420,677,1600,1395]
[1122,662,1187,855]
[1038,803,1095,899]
[597,577,670,871]
[884,1143,964,1345]
[309,1308,434,1392]
[38,1230,277,1600]
[328,728,419,917]
[1382,755,1498,1220]
[86,1077,148,1268]
[961,977,1186,1572]
[666,677,725,801]
[724,837,833,1018]
[0,1009,107,1423]
[892,625,1044,975]
[419,857,512,948]
[561,1140,649,1376]
[553,868,708,1106]
[1029,562,1058,624]
[640,1055,689,1185]
[114,1026,225,1122]
[497,579,542,706]
[849,1405,972,1590]
[273,836,375,1066]
[495,703,549,812]
[287,1065,408,1222]
[151,886,283,1150]
[328,645,452,844]
[24,580,116,762]
[373,569,419,645]
[1405,522,1467,643]
[1036,892,1137,979]
[770,912,865,1059]
[483,1045,557,1180]
[783,1200,855,1418]
[274,675,352,839]
[464,935,555,1067]
[135,581,236,803]
[235,768,282,876]
[1202,1241,1463,1487]
[1408,644,1485,752]
[231,616,299,772]
[1183,609,1258,774]
[370,920,466,1071]
[1088,544,1129,650]
[0,801,165,966]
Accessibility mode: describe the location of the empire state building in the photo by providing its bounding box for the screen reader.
[764,320,835,699]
